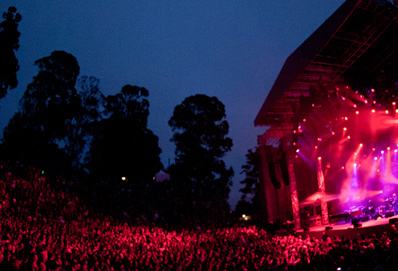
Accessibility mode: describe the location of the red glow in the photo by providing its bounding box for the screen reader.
[371,88,375,93]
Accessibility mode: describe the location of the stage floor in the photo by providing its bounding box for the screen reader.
[296,214,398,239]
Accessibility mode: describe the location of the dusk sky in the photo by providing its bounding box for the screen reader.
[0,1,345,208]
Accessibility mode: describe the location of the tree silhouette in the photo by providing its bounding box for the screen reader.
[2,51,80,171]
[88,84,162,182]
[65,76,103,168]
[235,148,261,217]
[168,94,233,224]
[0,6,21,98]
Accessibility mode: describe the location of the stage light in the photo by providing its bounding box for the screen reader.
[318,138,322,141]
[365,100,368,104]
[386,110,389,114]
[342,96,346,100]
[374,157,378,161]
[312,104,315,107]
[395,149,398,153]
[296,149,300,153]
[341,166,345,169]
[372,109,376,113]
[348,136,351,139]
[373,148,376,151]
[360,143,363,147]
[353,104,357,108]
[345,117,348,120]
[393,102,396,105]
[356,111,359,115]
[332,132,335,135]
[396,109,398,113]
[354,163,357,167]
[388,147,391,151]
[303,118,306,122]
[371,88,375,93]
[295,155,298,158]
[315,146,318,149]
[381,150,384,154]
[318,156,322,160]
[343,127,347,131]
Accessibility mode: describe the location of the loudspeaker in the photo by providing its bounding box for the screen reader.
[385,211,395,218]
[325,226,333,230]
[389,218,398,224]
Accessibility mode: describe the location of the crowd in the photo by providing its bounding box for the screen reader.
[2,162,398,270]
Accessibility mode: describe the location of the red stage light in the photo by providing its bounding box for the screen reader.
[355,111,359,115]
[372,109,376,113]
[318,156,322,160]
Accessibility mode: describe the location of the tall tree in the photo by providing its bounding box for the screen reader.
[2,51,80,171]
[168,94,233,224]
[19,50,81,140]
[235,148,261,216]
[65,76,103,168]
[88,84,162,182]
[0,6,21,98]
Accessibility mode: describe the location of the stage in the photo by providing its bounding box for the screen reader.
[295,213,398,240]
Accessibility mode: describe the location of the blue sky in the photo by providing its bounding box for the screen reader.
[0,1,345,208]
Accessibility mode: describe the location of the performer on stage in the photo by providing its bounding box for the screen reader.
[367,199,375,217]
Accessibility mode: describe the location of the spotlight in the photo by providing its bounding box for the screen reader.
[393,102,396,105]
[372,109,376,113]
[356,111,359,115]
[318,156,322,160]
[381,150,384,154]
[343,127,347,131]
[386,110,389,114]
[388,147,391,151]
[296,149,300,153]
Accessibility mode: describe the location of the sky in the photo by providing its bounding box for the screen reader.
[0,0,345,209]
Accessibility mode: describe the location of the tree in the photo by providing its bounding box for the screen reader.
[2,51,80,171]
[88,84,162,182]
[168,94,233,224]
[0,6,21,98]
[65,76,103,168]
[235,148,261,217]
[19,50,81,140]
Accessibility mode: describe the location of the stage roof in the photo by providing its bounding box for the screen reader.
[255,0,398,140]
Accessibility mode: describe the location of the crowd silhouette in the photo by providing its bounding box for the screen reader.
[1,162,398,270]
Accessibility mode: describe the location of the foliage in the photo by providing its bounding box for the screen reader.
[87,84,162,182]
[65,76,103,168]
[0,6,21,98]
[2,51,80,172]
[235,148,261,216]
[168,94,233,224]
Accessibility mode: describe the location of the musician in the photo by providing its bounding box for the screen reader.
[367,199,375,216]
